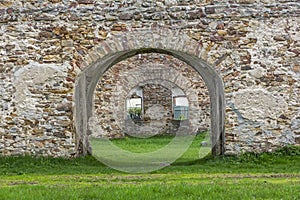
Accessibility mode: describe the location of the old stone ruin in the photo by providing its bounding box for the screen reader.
[0,0,299,157]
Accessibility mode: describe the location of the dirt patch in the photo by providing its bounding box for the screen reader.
[8,181,39,186]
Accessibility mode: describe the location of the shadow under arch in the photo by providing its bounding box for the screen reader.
[74,48,225,156]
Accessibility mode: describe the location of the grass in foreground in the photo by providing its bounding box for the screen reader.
[0,135,299,200]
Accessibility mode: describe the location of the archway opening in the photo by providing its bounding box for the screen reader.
[91,54,210,166]
[75,48,225,158]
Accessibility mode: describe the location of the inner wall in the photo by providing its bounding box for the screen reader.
[92,53,211,138]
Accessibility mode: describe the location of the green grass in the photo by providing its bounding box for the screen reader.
[91,133,210,166]
[0,176,299,200]
[110,134,179,153]
[0,135,299,200]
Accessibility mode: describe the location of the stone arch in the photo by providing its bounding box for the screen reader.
[74,29,225,156]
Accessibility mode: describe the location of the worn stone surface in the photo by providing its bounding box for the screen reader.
[0,62,75,156]
[232,89,288,122]
[0,0,299,156]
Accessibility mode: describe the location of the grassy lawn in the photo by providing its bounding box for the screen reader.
[0,134,299,200]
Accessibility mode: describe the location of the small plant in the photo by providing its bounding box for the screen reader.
[128,107,142,119]
[179,115,187,120]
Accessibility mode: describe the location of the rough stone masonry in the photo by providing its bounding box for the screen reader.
[0,0,299,157]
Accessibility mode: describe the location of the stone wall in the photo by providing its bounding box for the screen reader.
[143,83,173,118]
[0,0,299,156]
[142,83,173,134]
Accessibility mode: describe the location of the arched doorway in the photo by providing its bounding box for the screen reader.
[92,57,206,139]
[74,48,225,156]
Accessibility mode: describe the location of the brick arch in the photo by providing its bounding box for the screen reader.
[75,30,225,156]
[78,29,205,71]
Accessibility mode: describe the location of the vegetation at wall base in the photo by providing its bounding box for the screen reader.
[0,137,299,199]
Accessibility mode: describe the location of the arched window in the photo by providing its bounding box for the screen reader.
[126,87,143,120]
[171,87,189,121]
[173,96,189,120]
